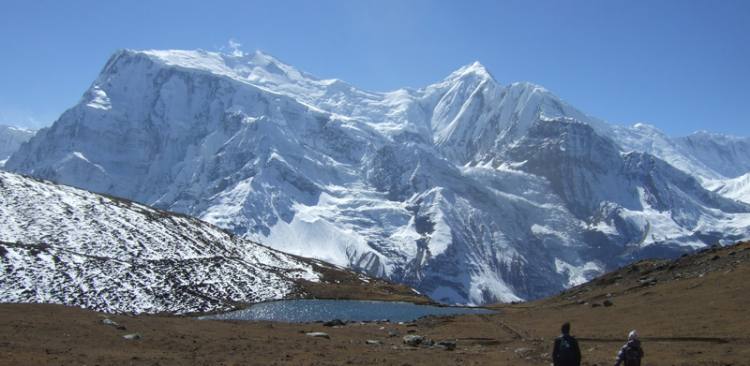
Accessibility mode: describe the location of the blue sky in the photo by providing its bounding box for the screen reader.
[1,0,748,136]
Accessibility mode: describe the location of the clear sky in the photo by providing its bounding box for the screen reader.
[1,0,748,136]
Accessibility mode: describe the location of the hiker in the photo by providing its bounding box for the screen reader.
[614,330,644,366]
[552,322,581,366]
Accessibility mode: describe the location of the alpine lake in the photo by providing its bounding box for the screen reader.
[199,299,495,323]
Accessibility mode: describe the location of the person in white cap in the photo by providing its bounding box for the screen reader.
[614,330,644,366]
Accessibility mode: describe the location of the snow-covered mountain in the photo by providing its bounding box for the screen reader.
[0,125,35,167]
[0,171,381,314]
[7,49,750,304]
[706,172,750,205]
[609,124,750,182]
[676,132,750,179]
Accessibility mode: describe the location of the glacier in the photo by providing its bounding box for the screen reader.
[6,48,750,305]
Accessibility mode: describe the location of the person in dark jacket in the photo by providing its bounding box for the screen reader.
[552,322,581,366]
[614,330,644,366]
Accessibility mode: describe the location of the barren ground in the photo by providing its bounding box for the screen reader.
[2,242,749,366]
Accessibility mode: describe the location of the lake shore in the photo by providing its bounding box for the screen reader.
[2,242,749,365]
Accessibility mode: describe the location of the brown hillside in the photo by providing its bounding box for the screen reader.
[1,242,749,365]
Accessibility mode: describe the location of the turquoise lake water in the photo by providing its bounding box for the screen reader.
[200,299,494,323]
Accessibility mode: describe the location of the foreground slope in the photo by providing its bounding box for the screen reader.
[0,171,422,314]
[7,49,750,304]
[1,241,747,365]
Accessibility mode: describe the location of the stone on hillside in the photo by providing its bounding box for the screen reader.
[122,333,142,340]
[323,319,346,327]
[306,332,330,339]
[101,318,127,330]
[403,335,425,347]
[435,340,457,351]
[514,347,533,358]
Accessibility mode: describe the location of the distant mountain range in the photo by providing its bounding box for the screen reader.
[0,125,35,166]
[5,49,750,304]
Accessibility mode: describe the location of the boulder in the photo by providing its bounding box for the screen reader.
[435,340,457,351]
[101,318,127,330]
[402,335,425,347]
[514,347,533,358]
[323,319,346,327]
[122,333,142,340]
[305,332,330,339]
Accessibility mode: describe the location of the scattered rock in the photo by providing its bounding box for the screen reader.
[305,332,330,339]
[101,318,127,330]
[514,347,533,358]
[590,302,602,308]
[323,319,346,327]
[403,335,425,347]
[365,339,382,345]
[122,333,142,340]
[387,330,400,338]
[407,329,417,334]
[603,299,614,307]
[435,340,457,351]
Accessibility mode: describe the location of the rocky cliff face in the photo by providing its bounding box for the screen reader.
[7,49,750,304]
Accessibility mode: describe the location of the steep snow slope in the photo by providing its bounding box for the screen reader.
[707,173,750,204]
[608,124,750,183]
[0,125,35,166]
[608,123,722,181]
[7,49,750,304]
[0,171,331,314]
[676,131,750,179]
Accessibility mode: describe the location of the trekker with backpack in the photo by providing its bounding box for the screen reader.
[552,322,581,366]
[614,330,644,366]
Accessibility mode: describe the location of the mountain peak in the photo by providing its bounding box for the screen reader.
[444,61,495,84]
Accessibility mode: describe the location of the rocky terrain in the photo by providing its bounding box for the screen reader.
[2,241,747,365]
[0,171,424,314]
[6,48,750,305]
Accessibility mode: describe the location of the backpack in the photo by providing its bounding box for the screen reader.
[622,344,642,365]
[557,336,577,362]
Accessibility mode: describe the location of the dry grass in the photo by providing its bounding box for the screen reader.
[1,242,749,365]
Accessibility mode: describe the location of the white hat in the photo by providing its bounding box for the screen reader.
[628,330,639,340]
